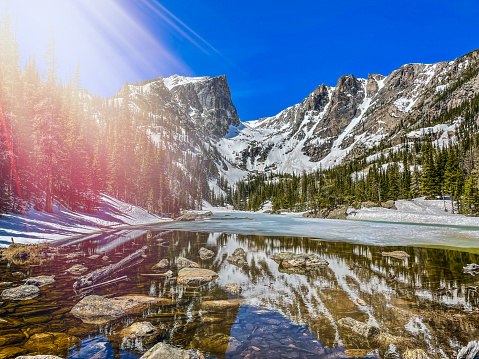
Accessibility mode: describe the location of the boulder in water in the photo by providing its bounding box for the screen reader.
[1,285,40,300]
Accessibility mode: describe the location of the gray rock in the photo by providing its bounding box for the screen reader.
[227,248,247,267]
[66,264,88,275]
[271,252,329,268]
[119,322,156,338]
[152,259,169,269]
[176,257,200,270]
[71,295,174,325]
[177,268,218,286]
[23,275,55,287]
[199,247,215,260]
[2,285,40,300]
[140,342,204,359]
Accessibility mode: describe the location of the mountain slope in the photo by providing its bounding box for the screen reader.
[217,49,479,174]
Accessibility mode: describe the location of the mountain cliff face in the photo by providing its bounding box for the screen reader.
[116,49,479,192]
[217,49,479,174]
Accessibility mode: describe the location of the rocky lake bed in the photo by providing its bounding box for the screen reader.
[0,215,479,359]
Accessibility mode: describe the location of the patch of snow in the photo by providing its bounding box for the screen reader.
[162,75,211,90]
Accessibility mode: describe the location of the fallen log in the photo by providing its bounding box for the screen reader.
[73,247,146,290]
[80,275,129,292]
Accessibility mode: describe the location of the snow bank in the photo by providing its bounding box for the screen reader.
[348,197,479,227]
[0,195,165,247]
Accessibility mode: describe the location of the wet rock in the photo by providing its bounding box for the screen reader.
[66,264,88,275]
[271,252,329,269]
[0,346,27,358]
[0,282,12,286]
[16,356,64,359]
[225,283,242,295]
[177,268,218,286]
[140,342,204,359]
[381,251,410,260]
[457,341,479,359]
[71,295,174,324]
[176,257,200,270]
[23,332,80,354]
[1,285,40,300]
[70,295,124,324]
[12,272,26,278]
[337,317,380,341]
[88,254,101,260]
[464,263,479,276]
[227,248,247,267]
[118,322,157,339]
[200,299,244,310]
[0,332,25,346]
[199,247,215,260]
[23,275,55,287]
[152,259,169,269]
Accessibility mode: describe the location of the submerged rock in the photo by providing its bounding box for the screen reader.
[227,248,247,267]
[1,284,40,300]
[199,247,215,260]
[66,264,88,275]
[382,251,410,260]
[177,268,218,286]
[225,283,242,295]
[337,317,380,341]
[177,257,200,270]
[140,342,204,359]
[24,275,55,287]
[457,341,479,359]
[176,212,204,221]
[152,258,169,269]
[118,322,157,339]
[271,252,329,268]
[71,295,174,324]
[23,333,80,355]
[200,299,243,310]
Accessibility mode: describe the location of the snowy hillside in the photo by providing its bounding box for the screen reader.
[0,195,165,247]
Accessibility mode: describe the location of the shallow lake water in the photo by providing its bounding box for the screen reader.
[0,214,478,359]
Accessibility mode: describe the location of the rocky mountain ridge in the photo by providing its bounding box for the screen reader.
[119,49,479,190]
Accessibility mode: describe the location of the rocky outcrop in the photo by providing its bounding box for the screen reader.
[177,268,218,286]
[1,285,40,300]
[302,205,349,219]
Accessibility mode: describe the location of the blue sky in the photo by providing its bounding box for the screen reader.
[9,0,479,122]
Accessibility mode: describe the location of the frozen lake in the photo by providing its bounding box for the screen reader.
[152,212,479,249]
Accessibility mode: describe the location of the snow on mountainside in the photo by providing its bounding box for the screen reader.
[111,49,479,193]
[217,49,479,175]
